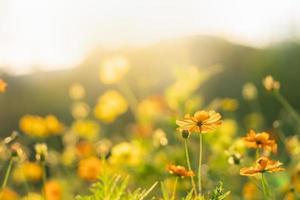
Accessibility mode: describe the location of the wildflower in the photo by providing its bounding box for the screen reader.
[221,98,239,112]
[76,141,95,158]
[176,110,222,133]
[35,143,48,162]
[94,90,128,123]
[10,142,25,161]
[0,79,7,93]
[263,75,280,91]
[242,82,258,100]
[240,157,284,176]
[71,102,90,119]
[110,142,144,167]
[242,182,259,200]
[44,180,62,200]
[78,156,101,181]
[72,120,100,141]
[13,162,43,182]
[0,188,19,200]
[153,129,168,147]
[44,115,64,135]
[243,129,277,153]
[99,56,130,84]
[137,96,166,123]
[167,164,195,178]
[69,83,85,100]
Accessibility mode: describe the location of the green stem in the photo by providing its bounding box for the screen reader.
[0,158,14,198]
[256,149,260,159]
[261,173,270,199]
[184,139,197,196]
[117,80,138,115]
[171,177,178,200]
[273,91,300,127]
[198,134,203,195]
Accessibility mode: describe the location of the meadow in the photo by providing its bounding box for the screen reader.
[0,39,300,200]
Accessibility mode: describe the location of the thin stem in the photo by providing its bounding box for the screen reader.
[171,177,178,200]
[184,139,197,196]
[261,173,270,199]
[198,134,203,195]
[273,91,300,127]
[256,149,260,159]
[0,158,14,198]
[117,80,138,115]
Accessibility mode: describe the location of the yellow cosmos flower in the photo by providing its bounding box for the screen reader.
[137,96,166,123]
[44,180,62,200]
[176,110,222,133]
[0,188,19,200]
[99,56,130,84]
[71,102,90,119]
[19,115,64,137]
[242,82,258,101]
[72,120,100,141]
[243,129,277,153]
[13,162,42,182]
[221,98,239,112]
[94,90,128,123]
[110,142,143,167]
[167,164,194,178]
[0,79,7,93]
[240,157,285,176]
[78,156,101,181]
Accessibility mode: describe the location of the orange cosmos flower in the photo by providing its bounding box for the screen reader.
[78,156,101,181]
[243,129,277,153]
[167,164,195,178]
[44,180,62,200]
[0,79,7,93]
[240,157,285,176]
[176,110,222,133]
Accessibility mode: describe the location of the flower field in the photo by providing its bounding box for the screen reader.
[0,56,300,200]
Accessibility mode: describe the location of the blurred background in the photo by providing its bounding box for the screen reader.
[1,0,300,135]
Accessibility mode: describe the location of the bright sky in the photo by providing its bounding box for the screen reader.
[0,0,299,74]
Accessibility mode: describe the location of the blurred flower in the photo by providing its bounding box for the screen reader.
[0,79,7,93]
[21,193,43,200]
[71,102,90,119]
[137,96,167,123]
[242,82,258,100]
[19,115,64,137]
[94,90,128,123]
[221,98,239,112]
[95,139,112,157]
[291,168,300,193]
[176,110,222,133]
[240,157,284,176]
[76,141,95,158]
[61,147,76,166]
[243,129,277,153]
[77,156,101,181]
[10,143,26,161]
[228,152,243,165]
[165,66,208,110]
[35,143,48,162]
[0,188,19,200]
[263,75,280,91]
[69,83,85,100]
[99,56,130,84]
[72,120,100,141]
[285,136,300,156]
[153,129,168,147]
[44,115,64,135]
[167,164,194,178]
[110,142,143,167]
[44,180,62,200]
[243,182,259,200]
[13,162,42,182]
